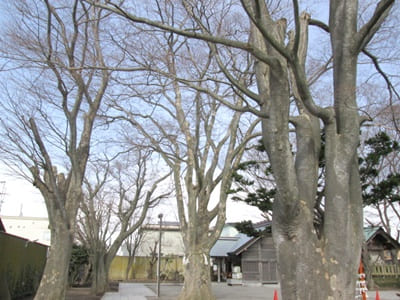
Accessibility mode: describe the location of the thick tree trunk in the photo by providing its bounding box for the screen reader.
[274,195,362,300]
[90,251,109,295]
[269,119,363,300]
[91,242,122,295]
[34,221,73,300]
[178,251,214,300]
[269,123,363,300]
[323,142,363,299]
[251,2,364,297]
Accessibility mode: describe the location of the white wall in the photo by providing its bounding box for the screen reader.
[137,229,185,257]
[1,215,50,246]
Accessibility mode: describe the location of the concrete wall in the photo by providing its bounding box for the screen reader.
[0,232,47,299]
[136,230,185,257]
[109,256,183,282]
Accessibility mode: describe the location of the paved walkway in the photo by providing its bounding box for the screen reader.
[103,282,400,300]
[102,283,156,300]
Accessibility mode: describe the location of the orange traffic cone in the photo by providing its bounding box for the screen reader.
[375,290,380,300]
[273,289,278,300]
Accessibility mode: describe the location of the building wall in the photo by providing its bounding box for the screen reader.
[1,216,50,246]
[241,235,278,284]
[112,224,185,281]
[0,232,47,299]
[136,229,185,257]
[109,256,183,281]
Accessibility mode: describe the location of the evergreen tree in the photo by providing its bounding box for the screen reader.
[234,132,400,235]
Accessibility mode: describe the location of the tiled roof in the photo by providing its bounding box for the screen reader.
[363,226,400,248]
[364,226,380,241]
[210,233,252,257]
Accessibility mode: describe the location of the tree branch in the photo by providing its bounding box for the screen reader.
[240,0,292,62]
[363,49,400,133]
[87,0,278,67]
[356,0,395,53]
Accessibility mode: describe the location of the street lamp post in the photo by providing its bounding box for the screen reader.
[157,213,163,297]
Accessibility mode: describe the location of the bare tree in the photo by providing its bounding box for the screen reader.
[89,1,396,299]
[124,227,146,280]
[147,241,159,280]
[77,150,170,295]
[0,1,112,298]
[106,21,259,297]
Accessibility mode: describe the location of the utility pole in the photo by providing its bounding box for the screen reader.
[157,213,163,297]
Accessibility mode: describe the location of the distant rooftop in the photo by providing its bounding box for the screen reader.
[143,221,181,231]
[210,233,252,257]
[0,215,49,221]
[364,226,379,241]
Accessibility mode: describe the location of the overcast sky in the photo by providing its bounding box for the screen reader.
[0,171,47,217]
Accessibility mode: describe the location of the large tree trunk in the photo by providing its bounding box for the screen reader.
[272,162,363,300]
[90,242,121,295]
[31,173,84,300]
[90,250,109,295]
[248,1,365,298]
[34,219,73,300]
[177,208,219,300]
[266,102,363,300]
[269,122,363,300]
[178,250,214,300]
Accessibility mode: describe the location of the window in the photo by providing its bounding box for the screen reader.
[383,250,392,261]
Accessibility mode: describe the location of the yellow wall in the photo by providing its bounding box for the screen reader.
[0,232,47,299]
[109,255,183,281]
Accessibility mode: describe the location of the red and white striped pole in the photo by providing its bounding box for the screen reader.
[356,260,368,300]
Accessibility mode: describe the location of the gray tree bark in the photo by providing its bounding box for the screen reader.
[34,214,73,300]
[247,1,393,299]
[179,249,214,300]
[90,249,110,295]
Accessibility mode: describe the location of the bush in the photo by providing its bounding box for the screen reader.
[69,244,91,286]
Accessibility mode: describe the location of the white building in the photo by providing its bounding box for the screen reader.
[0,215,50,246]
[134,222,185,257]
